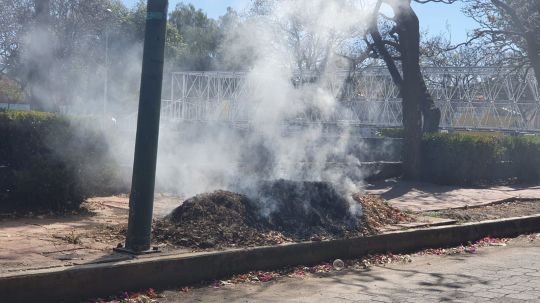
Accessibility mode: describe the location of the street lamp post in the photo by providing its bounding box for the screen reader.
[116,0,169,254]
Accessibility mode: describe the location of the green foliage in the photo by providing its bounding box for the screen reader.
[126,1,215,71]
[0,111,126,213]
[168,3,221,70]
[165,22,186,61]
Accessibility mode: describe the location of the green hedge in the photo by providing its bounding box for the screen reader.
[421,132,540,185]
[505,135,540,182]
[378,128,540,185]
[421,133,506,185]
[0,111,126,213]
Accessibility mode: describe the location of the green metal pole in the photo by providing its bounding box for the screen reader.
[124,0,168,253]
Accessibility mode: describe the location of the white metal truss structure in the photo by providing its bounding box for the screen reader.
[162,67,540,131]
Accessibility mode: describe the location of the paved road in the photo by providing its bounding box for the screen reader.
[161,237,540,302]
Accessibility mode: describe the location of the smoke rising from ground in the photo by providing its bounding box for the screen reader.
[13,0,377,216]
[154,0,373,215]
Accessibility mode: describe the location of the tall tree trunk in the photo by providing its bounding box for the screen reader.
[369,0,440,178]
[418,69,441,133]
[402,5,440,133]
[394,4,424,179]
[524,31,540,90]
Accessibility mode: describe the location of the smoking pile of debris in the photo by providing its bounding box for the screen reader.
[153,180,411,249]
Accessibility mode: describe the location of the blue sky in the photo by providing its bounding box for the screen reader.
[121,0,477,43]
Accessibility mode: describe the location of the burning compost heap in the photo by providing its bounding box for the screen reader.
[153,180,411,249]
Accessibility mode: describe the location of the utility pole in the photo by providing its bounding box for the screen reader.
[103,8,112,115]
[118,0,168,254]
[29,0,51,110]
[104,29,108,114]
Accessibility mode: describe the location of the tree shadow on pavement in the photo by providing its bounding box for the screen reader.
[320,265,490,302]
[162,263,492,303]
[367,179,455,201]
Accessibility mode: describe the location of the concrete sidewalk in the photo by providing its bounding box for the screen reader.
[366,180,540,212]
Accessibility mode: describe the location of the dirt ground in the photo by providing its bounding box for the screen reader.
[425,199,540,223]
[0,195,185,275]
[0,192,421,274]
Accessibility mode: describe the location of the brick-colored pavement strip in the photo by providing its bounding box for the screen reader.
[0,195,185,274]
[160,237,540,303]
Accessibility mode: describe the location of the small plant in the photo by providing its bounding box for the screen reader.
[62,231,82,245]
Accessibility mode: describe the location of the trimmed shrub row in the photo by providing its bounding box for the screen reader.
[377,128,405,139]
[505,135,540,182]
[0,110,126,213]
[379,128,540,185]
[421,132,505,185]
[422,132,540,185]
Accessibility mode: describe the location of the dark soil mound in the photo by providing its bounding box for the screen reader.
[256,180,358,237]
[155,180,409,249]
[166,190,260,227]
[154,191,276,248]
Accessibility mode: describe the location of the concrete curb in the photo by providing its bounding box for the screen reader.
[418,197,540,212]
[2,214,540,303]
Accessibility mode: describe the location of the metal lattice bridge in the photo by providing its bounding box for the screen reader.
[161,67,540,132]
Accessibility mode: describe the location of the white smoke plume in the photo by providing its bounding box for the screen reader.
[13,0,379,216]
[154,0,374,214]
